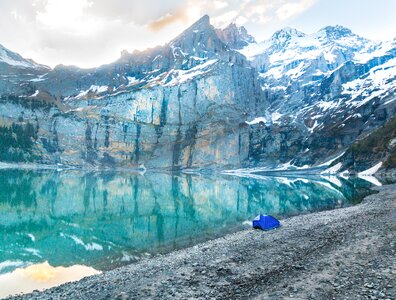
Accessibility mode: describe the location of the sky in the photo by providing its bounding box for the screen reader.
[0,0,395,68]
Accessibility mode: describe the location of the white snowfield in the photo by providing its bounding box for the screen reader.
[239,26,390,69]
[357,162,383,187]
[165,59,218,86]
[29,90,39,98]
[321,162,342,175]
[238,26,395,106]
[29,73,48,82]
[246,112,283,125]
[98,59,219,98]
[354,39,396,63]
[245,117,268,125]
[342,57,396,107]
[358,162,383,176]
[76,85,109,98]
[126,76,140,86]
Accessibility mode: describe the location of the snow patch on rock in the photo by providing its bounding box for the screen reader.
[358,162,383,176]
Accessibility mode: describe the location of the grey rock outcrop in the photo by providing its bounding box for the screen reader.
[0,16,267,170]
[216,23,256,49]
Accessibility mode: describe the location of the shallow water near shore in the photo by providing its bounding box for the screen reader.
[0,169,375,298]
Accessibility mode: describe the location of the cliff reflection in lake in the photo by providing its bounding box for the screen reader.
[0,170,372,275]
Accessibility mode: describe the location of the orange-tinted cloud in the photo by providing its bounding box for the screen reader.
[149,9,188,31]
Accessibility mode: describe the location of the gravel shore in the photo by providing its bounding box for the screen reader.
[9,184,396,299]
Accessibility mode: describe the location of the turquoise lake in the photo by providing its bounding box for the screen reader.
[0,169,374,297]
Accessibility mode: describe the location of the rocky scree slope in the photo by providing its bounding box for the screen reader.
[0,16,395,171]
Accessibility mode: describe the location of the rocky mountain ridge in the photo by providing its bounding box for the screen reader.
[223,23,396,172]
[0,15,395,172]
[0,16,266,170]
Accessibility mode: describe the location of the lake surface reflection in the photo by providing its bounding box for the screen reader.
[0,169,373,297]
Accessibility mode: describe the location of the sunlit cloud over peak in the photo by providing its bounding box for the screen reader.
[0,0,394,68]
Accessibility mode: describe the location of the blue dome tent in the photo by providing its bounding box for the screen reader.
[252,214,281,231]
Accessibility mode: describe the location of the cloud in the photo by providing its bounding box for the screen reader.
[213,1,228,10]
[88,0,184,25]
[235,16,248,25]
[35,0,102,36]
[211,0,317,27]
[148,0,234,31]
[276,0,316,20]
[148,0,224,31]
[212,10,240,26]
[149,9,188,31]
[0,0,320,67]
[0,0,394,68]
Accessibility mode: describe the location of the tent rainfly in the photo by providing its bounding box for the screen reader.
[252,214,281,231]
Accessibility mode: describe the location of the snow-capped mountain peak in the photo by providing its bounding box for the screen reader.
[239,24,383,76]
[234,23,395,135]
[168,14,227,59]
[0,44,48,70]
[318,25,353,39]
[268,27,307,50]
[272,27,306,40]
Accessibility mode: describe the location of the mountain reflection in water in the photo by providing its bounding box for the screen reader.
[0,170,373,281]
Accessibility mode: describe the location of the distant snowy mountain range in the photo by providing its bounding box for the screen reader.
[226,24,396,126]
[0,15,395,173]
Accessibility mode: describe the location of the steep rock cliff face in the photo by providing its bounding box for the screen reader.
[0,16,267,169]
[61,61,263,170]
[216,23,256,49]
